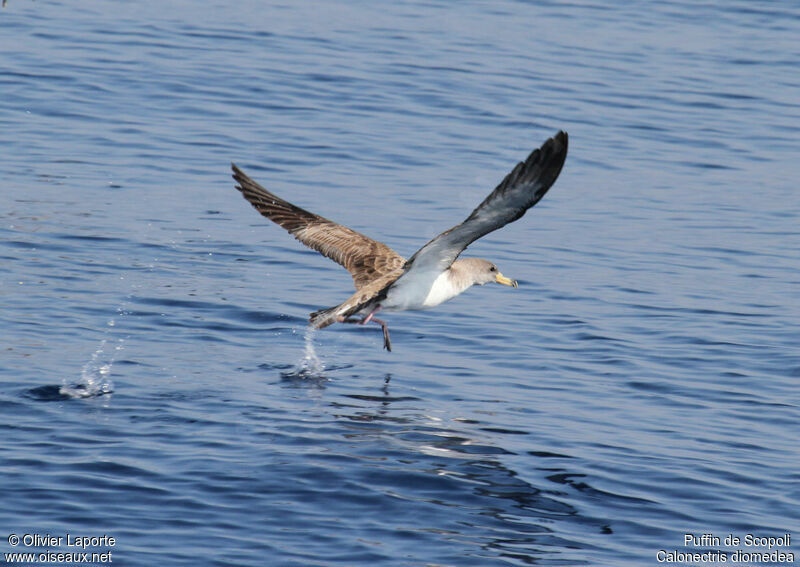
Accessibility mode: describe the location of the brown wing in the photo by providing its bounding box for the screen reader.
[231,164,406,290]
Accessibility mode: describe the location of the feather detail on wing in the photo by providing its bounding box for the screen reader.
[231,164,406,290]
[401,131,568,276]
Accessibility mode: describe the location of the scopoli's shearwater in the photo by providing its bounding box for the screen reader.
[232,131,568,351]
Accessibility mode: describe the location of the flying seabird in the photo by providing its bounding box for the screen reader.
[232,130,568,351]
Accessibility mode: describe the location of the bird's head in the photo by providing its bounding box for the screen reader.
[457,258,518,288]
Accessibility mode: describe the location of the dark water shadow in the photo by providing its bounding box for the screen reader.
[24,384,113,402]
[248,361,358,388]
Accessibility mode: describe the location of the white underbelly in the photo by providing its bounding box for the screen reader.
[421,270,459,307]
[382,269,461,311]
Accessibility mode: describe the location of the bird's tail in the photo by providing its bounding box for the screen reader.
[310,297,373,329]
[309,304,342,329]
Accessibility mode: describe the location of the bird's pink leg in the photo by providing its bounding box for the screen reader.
[363,306,391,351]
[361,305,382,325]
[370,317,392,351]
[337,306,391,351]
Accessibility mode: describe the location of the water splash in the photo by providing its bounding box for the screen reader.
[301,327,324,372]
[280,327,326,380]
[295,327,325,376]
[60,313,125,398]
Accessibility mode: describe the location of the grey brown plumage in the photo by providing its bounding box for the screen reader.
[232,164,406,291]
[231,131,568,350]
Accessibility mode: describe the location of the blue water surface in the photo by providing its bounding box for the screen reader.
[1,1,799,565]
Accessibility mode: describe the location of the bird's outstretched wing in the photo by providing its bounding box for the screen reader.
[401,131,568,276]
[232,164,406,290]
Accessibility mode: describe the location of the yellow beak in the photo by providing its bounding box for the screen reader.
[495,273,518,288]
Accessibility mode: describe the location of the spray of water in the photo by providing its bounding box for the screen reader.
[277,326,327,381]
[295,326,325,376]
[60,310,126,399]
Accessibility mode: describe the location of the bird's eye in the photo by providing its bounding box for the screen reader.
[489,266,496,272]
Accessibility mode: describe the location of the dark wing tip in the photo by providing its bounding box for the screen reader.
[231,164,275,205]
[551,130,568,168]
[230,162,249,191]
[539,129,568,183]
[519,130,568,188]
[491,130,569,204]
[229,163,280,212]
